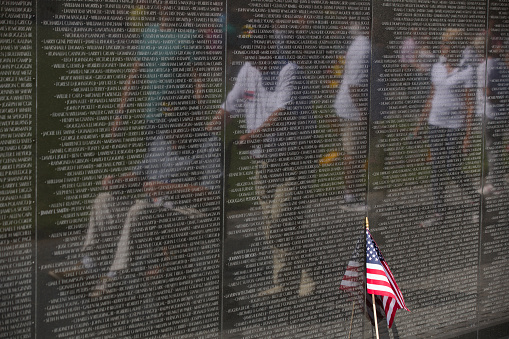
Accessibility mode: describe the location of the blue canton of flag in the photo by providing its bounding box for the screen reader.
[366,229,409,328]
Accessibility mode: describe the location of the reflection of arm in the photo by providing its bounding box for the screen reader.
[240,108,285,144]
[414,85,435,136]
[192,66,204,104]
[349,85,367,116]
[463,87,474,151]
[102,172,143,193]
[486,59,504,107]
[206,108,230,134]
[347,38,370,116]
[143,181,212,199]
[113,60,141,137]
[192,32,205,104]
[325,113,342,136]
[206,64,250,134]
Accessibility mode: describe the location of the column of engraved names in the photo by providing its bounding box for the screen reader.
[38,1,149,337]
[0,1,34,338]
[478,0,509,327]
[181,1,224,335]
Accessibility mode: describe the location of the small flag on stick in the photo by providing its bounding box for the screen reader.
[366,226,409,328]
[340,228,385,329]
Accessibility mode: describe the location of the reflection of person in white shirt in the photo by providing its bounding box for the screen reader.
[414,28,478,226]
[207,31,317,297]
[332,24,370,208]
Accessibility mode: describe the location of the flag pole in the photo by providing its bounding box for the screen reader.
[372,294,380,339]
[366,217,380,339]
[348,301,355,339]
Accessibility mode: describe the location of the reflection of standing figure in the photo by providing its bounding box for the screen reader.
[208,32,317,297]
[474,32,509,195]
[414,29,479,226]
[333,25,370,209]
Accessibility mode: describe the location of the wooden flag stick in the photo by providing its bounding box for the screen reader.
[366,218,379,339]
[348,301,355,339]
[372,293,380,339]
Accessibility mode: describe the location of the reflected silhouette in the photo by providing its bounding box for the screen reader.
[413,28,479,227]
[209,25,318,297]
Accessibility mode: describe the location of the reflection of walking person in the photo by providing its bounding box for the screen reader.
[207,28,318,297]
[331,23,370,210]
[413,28,479,227]
[92,110,220,296]
[50,109,220,300]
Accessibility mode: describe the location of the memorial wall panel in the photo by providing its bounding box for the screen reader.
[368,0,488,337]
[36,1,223,337]
[0,0,508,338]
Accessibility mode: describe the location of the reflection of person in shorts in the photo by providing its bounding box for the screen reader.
[50,106,220,301]
[208,27,318,297]
[92,108,220,296]
[413,28,478,226]
[332,23,370,210]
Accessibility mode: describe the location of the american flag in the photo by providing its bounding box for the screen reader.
[366,229,409,328]
[243,90,255,100]
[340,234,385,326]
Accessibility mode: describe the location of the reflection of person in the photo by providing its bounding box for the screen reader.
[49,108,220,287]
[474,32,509,195]
[114,2,203,140]
[400,28,418,71]
[414,28,478,226]
[207,30,317,297]
[332,23,370,209]
[89,110,220,296]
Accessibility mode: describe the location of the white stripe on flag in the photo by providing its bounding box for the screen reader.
[367,283,398,297]
[366,273,391,284]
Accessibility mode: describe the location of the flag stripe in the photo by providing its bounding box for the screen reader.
[366,278,392,289]
[367,285,399,299]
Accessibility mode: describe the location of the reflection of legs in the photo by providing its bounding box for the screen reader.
[429,126,477,214]
[50,192,132,281]
[90,199,151,297]
[429,126,447,214]
[256,162,314,296]
[485,120,505,191]
[255,162,285,291]
[82,192,133,274]
[109,199,152,273]
[156,209,193,335]
[341,118,367,203]
[445,128,477,201]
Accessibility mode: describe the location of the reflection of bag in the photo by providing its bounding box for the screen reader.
[256,160,286,201]
[257,168,304,250]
